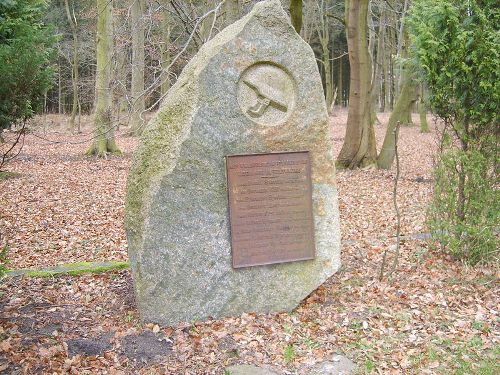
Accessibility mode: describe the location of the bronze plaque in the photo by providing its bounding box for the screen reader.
[226,151,316,268]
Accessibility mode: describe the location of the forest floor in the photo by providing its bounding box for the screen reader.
[0,110,498,374]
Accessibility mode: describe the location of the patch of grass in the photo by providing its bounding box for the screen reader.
[0,245,9,278]
[427,347,438,361]
[412,246,428,263]
[0,171,21,180]
[125,313,135,323]
[472,321,491,333]
[475,276,497,286]
[445,275,497,287]
[469,336,483,348]
[347,320,364,332]
[395,311,412,322]
[283,323,294,335]
[363,359,375,372]
[425,338,499,374]
[302,336,320,350]
[283,344,295,364]
[345,277,364,287]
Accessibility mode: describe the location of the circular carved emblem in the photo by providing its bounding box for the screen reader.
[237,63,296,126]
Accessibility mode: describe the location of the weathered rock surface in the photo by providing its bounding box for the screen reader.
[225,364,280,375]
[125,0,341,325]
[299,355,357,375]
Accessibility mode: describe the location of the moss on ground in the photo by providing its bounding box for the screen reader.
[7,261,129,278]
[0,171,21,180]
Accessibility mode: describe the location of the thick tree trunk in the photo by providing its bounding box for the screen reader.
[64,0,80,133]
[130,0,146,135]
[337,0,377,169]
[377,67,418,169]
[87,0,120,156]
[290,0,303,34]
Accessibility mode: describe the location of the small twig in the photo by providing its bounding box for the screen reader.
[379,121,401,281]
[0,122,27,171]
[387,122,402,277]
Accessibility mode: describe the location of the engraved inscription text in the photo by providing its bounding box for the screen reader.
[226,151,315,268]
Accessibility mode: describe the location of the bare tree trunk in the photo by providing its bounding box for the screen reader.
[394,0,409,99]
[337,0,377,169]
[64,0,80,133]
[395,29,416,126]
[224,0,239,26]
[368,0,377,125]
[372,5,385,112]
[419,86,430,133]
[160,4,172,96]
[58,62,62,114]
[338,56,343,106]
[387,1,397,110]
[87,0,121,156]
[321,41,333,111]
[114,44,128,128]
[113,0,129,129]
[317,0,333,112]
[381,25,390,112]
[290,0,303,34]
[377,67,417,169]
[130,0,146,135]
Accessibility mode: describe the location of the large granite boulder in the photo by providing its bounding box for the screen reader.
[125,0,340,325]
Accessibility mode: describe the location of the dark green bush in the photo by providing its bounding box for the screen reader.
[409,0,499,264]
[429,150,498,264]
[0,0,56,130]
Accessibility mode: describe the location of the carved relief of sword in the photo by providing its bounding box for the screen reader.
[247,97,270,117]
[243,79,288,118]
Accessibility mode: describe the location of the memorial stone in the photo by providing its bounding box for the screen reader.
[125,0,341,325]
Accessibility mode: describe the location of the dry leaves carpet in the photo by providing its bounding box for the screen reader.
[0,111,498,374]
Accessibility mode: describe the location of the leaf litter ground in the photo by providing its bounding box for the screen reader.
[0,111,498,374]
